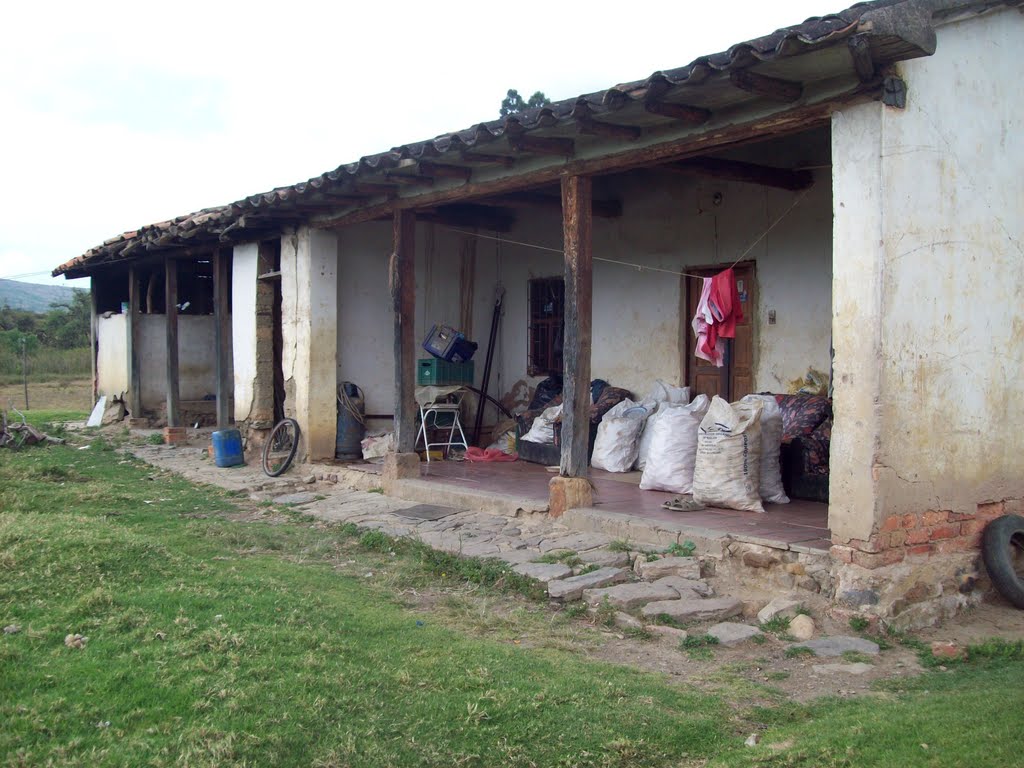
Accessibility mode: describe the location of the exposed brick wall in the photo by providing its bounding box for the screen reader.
[831,499,1016,569]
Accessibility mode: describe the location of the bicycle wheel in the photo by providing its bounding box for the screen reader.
[262,418,300,477]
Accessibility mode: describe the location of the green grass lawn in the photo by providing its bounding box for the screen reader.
[1,438,1022,767]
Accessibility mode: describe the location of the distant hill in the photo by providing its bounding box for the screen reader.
[0,279,84,313]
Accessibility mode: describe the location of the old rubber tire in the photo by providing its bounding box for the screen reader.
[982,514,1024,609]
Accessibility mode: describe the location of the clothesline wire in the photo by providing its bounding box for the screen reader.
[440,188,809,279]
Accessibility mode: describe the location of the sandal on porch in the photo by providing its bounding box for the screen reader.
[662,496,704,513]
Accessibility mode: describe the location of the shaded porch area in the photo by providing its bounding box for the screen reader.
[409,459,830,552]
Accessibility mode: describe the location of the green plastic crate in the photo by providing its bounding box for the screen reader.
[417,358,474,386]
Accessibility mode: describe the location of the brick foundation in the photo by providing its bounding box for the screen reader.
[163,426,188,446]
[831,500,1014,567]
[828,498,1019,628]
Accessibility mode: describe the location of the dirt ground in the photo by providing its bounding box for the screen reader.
[0,377,92,413]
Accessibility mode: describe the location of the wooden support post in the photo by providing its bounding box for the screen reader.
[391,209,417,453]
[213,248,231,429]
[127,265,142,417]
[559,174,593,478]
[90,286,99,404]
[164,258,180,428]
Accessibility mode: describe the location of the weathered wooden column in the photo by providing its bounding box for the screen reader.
[213,248,231,429]
[383,209,421,487]
[89,285,99,404]
[126,264,142,419]
[551,174,594,515]
[164,257,181,430]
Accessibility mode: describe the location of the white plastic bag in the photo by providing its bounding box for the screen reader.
[520,404,562,444]
[591,399,646,472]
[646,380,690,405]
[638,394,710,493]
[741,394,790,504]
[692,396,764,513]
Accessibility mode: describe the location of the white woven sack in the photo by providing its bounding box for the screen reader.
[634,400,660,471]
[692,396,765,513]
[741,394,790,504]
[591,399,645,472]
[520,404,562,444]
[647,379,690,404]
[638,394,710,493]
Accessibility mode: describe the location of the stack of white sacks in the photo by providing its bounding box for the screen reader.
[590,380,789,512]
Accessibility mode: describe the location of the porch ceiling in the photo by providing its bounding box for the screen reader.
[54,0,945,280]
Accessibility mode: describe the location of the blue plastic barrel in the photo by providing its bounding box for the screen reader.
[212,428,244,467]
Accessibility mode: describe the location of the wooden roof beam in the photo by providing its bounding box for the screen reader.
[486,191,621,219]
[848,34,876,82]
[417,161,472,182]
[729,69,803,102]
[418,203,516,233]
[643,100,711,126]
[663,157,814,191]
[459,151,515,167]
[507,134,575,157]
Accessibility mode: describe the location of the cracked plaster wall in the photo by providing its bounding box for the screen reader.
[830,6,1024,541]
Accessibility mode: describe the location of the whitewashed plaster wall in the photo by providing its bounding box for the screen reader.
[231,243,259,422]
[282,226,338,460]
[96,314,128,397]
[331,170,832,430]
[137,315,225,410]
[830,6,1024,541]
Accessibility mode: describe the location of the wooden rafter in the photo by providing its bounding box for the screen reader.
[643,100,711,126]
[663,157,814,191]
[729,69,803,102]
[483,191,621,219]
[417,161,473,182]
[507,133,575,157]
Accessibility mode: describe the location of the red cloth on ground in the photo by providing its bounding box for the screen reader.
[464,447,518,462]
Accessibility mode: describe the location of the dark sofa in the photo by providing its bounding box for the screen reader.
[774,393,831,503]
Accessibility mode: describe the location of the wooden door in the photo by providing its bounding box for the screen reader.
[685,264,756,401]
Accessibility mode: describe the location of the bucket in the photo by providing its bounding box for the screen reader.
[212,428,244,467]
[336,382,366,459]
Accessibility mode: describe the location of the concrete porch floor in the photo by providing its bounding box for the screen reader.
[353,458,832,553]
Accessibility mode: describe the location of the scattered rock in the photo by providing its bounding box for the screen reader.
[547,567,631,601]
[614,612,644,630]
[743,551,779,569]
[811,662,874,675]
[583,581,680,611]
[745,733,761,747]
[788,614,815,641]
[3,624,21,635]
[511,562,573,583]
[653,576,713,598]
[707,622,764,646]
[303,475,316,484]
[757,597,802,624]
[637,556,701,581]
[641,597,743,623]
[930,641,964,660]
[271,492,318,506]
[64,633,88,649]
[632,554,648,574]
[645,624,688,641]
[790,636,880,657]
[578,548,631,568]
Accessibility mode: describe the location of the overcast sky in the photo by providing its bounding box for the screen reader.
[0,0,834,288]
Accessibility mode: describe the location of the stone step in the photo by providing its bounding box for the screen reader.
[789,636,880,657]
[651,576,714,599]
[511,562,573,583]
[582,581,681,611]
[641,596,743,623]
[547,567,631,601]
[637,556,701,581]
[706,622,764,646]
[577,548,631,568]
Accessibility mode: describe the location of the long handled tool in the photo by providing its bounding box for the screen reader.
[472,285,504,446]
